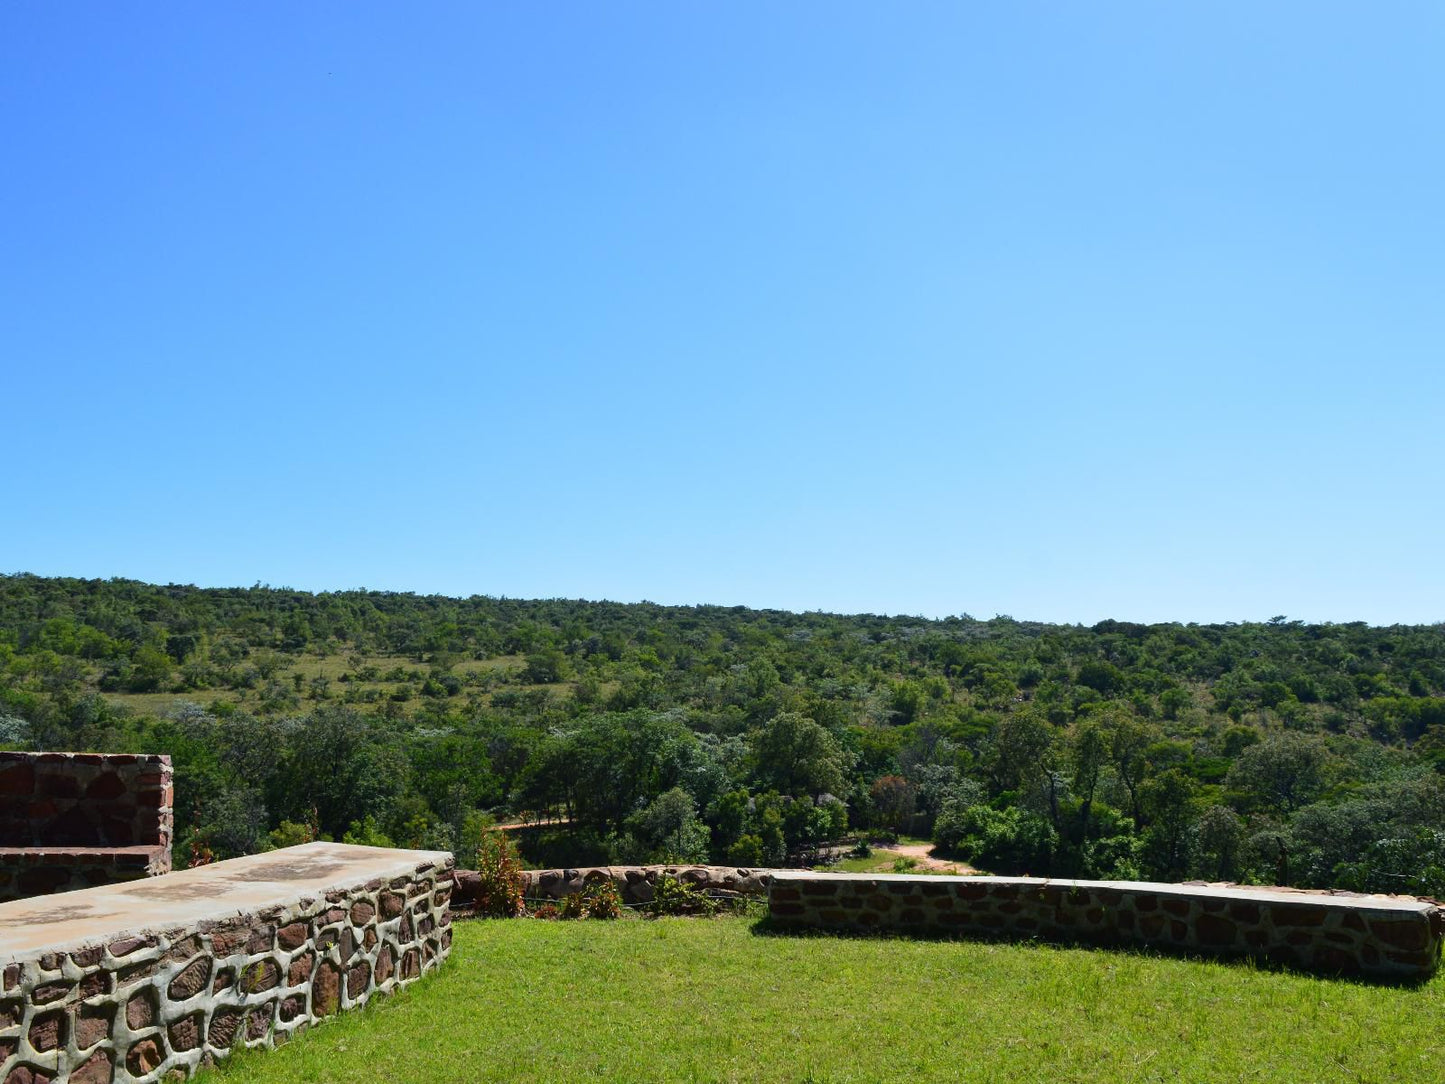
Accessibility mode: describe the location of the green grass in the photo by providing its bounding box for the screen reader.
[201,916,1444,1084]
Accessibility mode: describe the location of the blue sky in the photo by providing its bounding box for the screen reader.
[3,2,1442,624]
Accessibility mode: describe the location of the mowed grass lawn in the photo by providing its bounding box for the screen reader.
[203,915,1444,1084]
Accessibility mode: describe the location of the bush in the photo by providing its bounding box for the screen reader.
[559,881,625,919]
[474,831,526,917]
[584,880,624,919]
[934,803,1057,875]
[648,874,716,917]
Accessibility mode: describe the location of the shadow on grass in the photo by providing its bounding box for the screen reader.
[745,915,1438,989]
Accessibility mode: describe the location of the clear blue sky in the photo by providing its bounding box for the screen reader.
[4,2,1442,625]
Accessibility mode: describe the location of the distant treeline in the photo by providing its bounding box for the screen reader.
[2,573,1444,894]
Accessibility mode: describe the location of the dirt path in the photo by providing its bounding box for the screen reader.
[884,842,976,874]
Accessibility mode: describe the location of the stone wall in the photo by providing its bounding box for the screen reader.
[0,842,453,1083]
[0,754,173,902]
[767,872,1444,980]
[511,865,772,907]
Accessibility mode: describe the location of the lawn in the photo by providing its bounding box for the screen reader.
[201,915,1445,1083]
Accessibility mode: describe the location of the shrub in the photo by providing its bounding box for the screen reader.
[474,831,526,917]
[584,880,624,919]
[648,874,716,917]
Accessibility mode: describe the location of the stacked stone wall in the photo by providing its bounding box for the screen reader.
[768,873,1444,980]
[0,754,173,902]
[511,865,772,907]
[0,851,453,1083]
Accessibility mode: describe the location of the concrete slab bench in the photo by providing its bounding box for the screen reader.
[0,753,173,902]
[767,872,1444,980]
[0,841,453,1083]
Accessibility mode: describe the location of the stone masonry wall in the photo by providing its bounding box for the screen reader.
[768,872,1444,980]
[514,865,772,907]
[0,754,173,902]
[0,849,453,1083]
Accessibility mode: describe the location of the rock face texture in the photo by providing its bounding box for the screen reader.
[0,842,453,1082]
[0,753,173,902]
[767,873,1444,980]
[512,865,773,906]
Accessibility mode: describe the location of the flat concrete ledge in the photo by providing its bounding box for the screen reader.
[0,842,454,1082]
[767,872,1444,980]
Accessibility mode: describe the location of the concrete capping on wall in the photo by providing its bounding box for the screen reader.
[767,872,1445,980]
[0,753,174,902]
[0,842,453,1083]
[508,865,773,907]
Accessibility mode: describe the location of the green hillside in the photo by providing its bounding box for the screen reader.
[2,573,1443,894]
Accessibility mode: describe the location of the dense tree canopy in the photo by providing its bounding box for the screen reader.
[2,574,1444,893]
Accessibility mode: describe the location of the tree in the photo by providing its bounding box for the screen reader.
[751,712,853,797]
[1225,732,1327,814]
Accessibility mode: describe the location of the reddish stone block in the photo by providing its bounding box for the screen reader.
[279,996,304,1023]
[84,774,126,801]
[401,948,420,980]
[0,1000,22,1028]
[374,945,394,985]
[31,981,73,1005]
[313,961,341,1016]
[347,960,371,998]
[239,959,280,994]
[126,990,156,1029]
[1272,906,1327,928]
[379,890,405,917]
[167,956,212,1001]
[802,882,838,897]
[0,763,35,796]
[72,1003,112,1049]
[28,1011,64,1052]
[277,921,309,951]
[213,968,234,993]
[208,1006,244,1049]
[1135,895,1159,912]
[1169,920,1189,941]
[288,950,316,987]
[70,1051,111,1084]
[163,935,202,963]
[1228,903,1260,924]
[1196,915,1237,947]
[1162,898,1190,918]
[107,936,153,958]
[1370,918,1430,951]
[169,1013,202,1052]
[247,925,275,954]
[771,902,804,916]
[69,945,104,969]
[1138,914,1166,939]
[245,1002,275,1041]
[3,1065,54,1084]
[349,900,376,926]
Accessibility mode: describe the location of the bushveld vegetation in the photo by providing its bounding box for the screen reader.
[196,917,1444,1084]
[2,574,1444,895]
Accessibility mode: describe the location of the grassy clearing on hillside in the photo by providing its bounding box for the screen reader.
[202,916,1443,1084]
